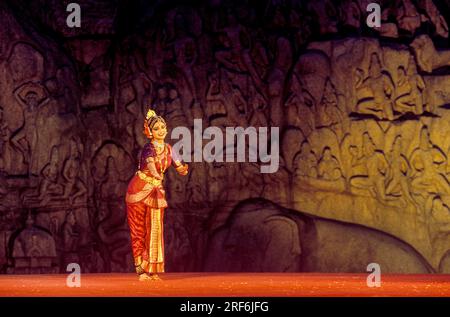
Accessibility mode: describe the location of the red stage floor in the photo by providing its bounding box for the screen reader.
[0,273,449,297]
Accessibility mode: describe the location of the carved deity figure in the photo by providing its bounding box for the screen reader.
[316,79,344,137]
[395,65,414,114]
[317,147,342,181]
[350,133,389,201]
[395,60,426,115]
[409,126,450,200]
[355,53,394,120]
[385,136,416,206]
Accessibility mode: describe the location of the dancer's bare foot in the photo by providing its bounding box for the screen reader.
[138,273,152,281]
[149,274,161,281]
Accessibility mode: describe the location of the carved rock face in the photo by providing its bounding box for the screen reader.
[205,199,432,273]
[0,1,450,273]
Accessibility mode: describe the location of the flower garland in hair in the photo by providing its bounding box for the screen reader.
[143,108,156,139]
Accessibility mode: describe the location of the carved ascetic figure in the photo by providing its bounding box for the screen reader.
[11,87,48,174]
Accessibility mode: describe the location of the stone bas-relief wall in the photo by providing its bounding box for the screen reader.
[0,0,450,274]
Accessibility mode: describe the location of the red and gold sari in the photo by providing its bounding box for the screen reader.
[125,142,186,274]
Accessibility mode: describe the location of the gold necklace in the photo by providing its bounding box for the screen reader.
[152,141,166,174]
[152,141,164,153]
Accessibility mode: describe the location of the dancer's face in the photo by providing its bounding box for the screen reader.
[152,120,167,142]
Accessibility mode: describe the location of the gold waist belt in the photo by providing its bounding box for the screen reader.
[136,171,163,186]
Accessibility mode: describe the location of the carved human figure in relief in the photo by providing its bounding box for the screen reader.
[267,37,292,127]
[315,79,344,136]
[205,71,226,121]
[285,73,315,136]
[293,141,318,179]
[248,85,268,129]
[427,195,450,232]
[99,156,127,201]
[395,60,426,115]
[61,210,80,267]
[385,136,416,207]
[406,56,427,113]
[166,87,188,127]
[221,73,248,127]
[186,163,206,206]
[409,126,450,200]
[214,10,262,91]
[208,161,228,202]
[317,147,342,181]
[127,55,153,112]
[27,146,64,205]
[350,133,389,201]
[62,139,87,204]
[12,87,48,174]
[0,107,11,171]
[154,85,168,116]
[395,66,414,114]
[355,53,394,120]
[348,144,364,175]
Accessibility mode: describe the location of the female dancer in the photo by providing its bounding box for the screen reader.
[126,109,188,281]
